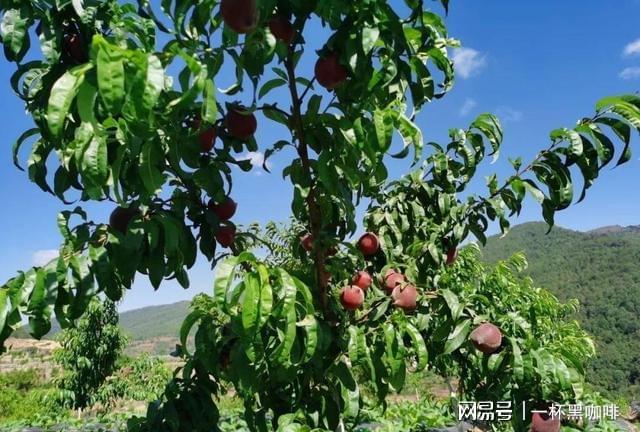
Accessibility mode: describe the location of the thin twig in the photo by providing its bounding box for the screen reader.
[299,77,317,103]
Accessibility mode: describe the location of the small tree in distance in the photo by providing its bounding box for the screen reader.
[54,298,128,412]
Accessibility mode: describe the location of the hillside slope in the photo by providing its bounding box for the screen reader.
[482,222,640,397]
[14,301,190,342]
[118,301,190,341]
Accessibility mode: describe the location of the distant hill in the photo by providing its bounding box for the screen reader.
[482,222,640,397]
[118,301,190,341]
[14,301,190,343]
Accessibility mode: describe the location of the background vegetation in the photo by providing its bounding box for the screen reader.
[483,222,640,398]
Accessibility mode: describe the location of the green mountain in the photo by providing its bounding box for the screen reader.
[119,301,190,341]
[14,301,190,342]
[482,222,640,397]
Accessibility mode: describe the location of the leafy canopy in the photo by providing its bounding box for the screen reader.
[53,298,128,409]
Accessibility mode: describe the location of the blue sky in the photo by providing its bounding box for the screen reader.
[1,1,639,312]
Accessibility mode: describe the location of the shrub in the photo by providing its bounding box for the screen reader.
[96,354,172,406]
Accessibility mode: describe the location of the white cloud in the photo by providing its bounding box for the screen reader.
[623,39,640,57]
[495,106,523,123]
[451,48,487,79]
[619,67,640,80]
[242,151,272,172]
[32,249,59,266]
[459,98,477,116]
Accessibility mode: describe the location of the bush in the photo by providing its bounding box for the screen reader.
[54,298,128,409]
[356,397,454,432]
[0,369,64,423]
[429,248,596,408]
[0,368,40,391]
[96,354,172,406]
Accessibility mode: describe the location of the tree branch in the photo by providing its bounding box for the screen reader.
[283,43,331,319]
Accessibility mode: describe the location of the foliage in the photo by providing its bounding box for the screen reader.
[0,0,638,350]
[13,301,191,343]
[0,414,130,431]
[433,248,595,430]
[54,298,128,409]
[355,396,454,432]
[482,222,640,398]
[258,220,310,275]
[0,355,169,430]
[0,367,41,390]
[0,0,639,430]
[215,396,455,432]
[0,369,62,423]
[96,353,172,407]
[131,242,597,431]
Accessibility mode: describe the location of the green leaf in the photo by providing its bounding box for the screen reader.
[76,81,98,124]
[27,139,53,193]
[275,306,296,366]
[509,337,524,381]
[139,141,166,195]
[26,266,58,339]
[373,109,394,153]
[332,361,360,419]
[81,133,108,197]
[1,8,30,62]
[471,114,503,159]
[394,114,423,164]
[594,117,632,166]
[383,323,406,391]
[193,166,224,201]
[144,55,165,106]
[439,288,462,320]
[13,270,36,313]
[259,78,287,99]
[202,79,218,124]
[241,271,272,339]
[600,98,640,128]
[300,315,318,362]
[405,323,428,371]
[0,290,12,333]
[487,350,507,373]
[214,255,242,308]
[179,309,202,357]
[275,269,298,316]
[522,179,545,204]
[550,128,583,157]
[68,254,96,320]
[12,128,40,171]
[96,40,125,114]
[347,325,368,366]
[443,320,471,355]
[47,64,93,137]
[362,26,380,54]
[560,347,585,376]
[426,48,454,95]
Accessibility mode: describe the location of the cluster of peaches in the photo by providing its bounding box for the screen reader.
[299,231,505,358]
[109,196,238,249]
[299,232,428,313]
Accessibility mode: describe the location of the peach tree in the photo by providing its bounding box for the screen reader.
[0,0,639,430]
[53,297,128,410]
